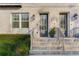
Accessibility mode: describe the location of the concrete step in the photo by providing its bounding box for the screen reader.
[30,50,63,55]
[30,50,79,55]
[31,38,62,50]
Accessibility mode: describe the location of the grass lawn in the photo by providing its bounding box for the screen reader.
[0,34,30,56]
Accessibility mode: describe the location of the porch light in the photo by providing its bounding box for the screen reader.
[31,14,35,21]
[72,13,78,20]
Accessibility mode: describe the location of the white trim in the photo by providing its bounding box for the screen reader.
[10,13,12,32]
[0,3,79,7]
[19,3,79,7]
[19,13,21,29]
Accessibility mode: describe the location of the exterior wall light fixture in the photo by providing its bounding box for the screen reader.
[72,13,78,20]
[31,14,35,21]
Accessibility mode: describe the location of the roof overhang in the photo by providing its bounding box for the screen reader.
[0,3,22,8]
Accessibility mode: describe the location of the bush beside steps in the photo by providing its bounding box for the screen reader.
[0,34,30,56]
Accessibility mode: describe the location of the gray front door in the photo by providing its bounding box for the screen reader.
[40,13,48,37]
[60,13,68,37]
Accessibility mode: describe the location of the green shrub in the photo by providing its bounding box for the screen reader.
[49,27,56,37]
[0,34,30,56]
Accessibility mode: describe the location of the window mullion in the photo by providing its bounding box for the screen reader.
[19,14,21,29]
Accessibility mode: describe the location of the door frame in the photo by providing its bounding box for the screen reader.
[39,13,49,37]
[59,12,69,37]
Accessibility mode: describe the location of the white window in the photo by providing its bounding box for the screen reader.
[21,13,29,28]
[12,13,29,28]
[12,13,19,28]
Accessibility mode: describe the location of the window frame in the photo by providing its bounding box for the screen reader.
[11,12,29,29]
[21,13,29,28]
[12,13,19,28]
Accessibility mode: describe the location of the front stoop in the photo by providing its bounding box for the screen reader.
[30,38,63,55]
[30,38,79,55]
